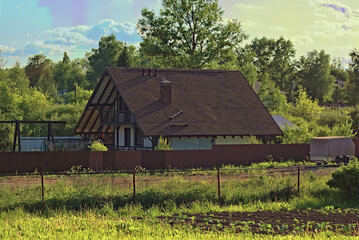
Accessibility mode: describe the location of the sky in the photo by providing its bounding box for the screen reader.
[0,0,358,67]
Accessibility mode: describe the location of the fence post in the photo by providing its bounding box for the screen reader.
[297,165,300,196]
[133,169,136,204]
[40,171,45,210]
[217,167,221,203]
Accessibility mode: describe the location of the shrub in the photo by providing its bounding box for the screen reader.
[327,159,359,197]
[318,110,351,128]
[88,140,108,151]
[155,136,172,150]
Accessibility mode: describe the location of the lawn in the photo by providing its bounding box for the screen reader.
[1,161,358,239]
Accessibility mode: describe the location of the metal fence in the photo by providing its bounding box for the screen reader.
[0,165,340,211]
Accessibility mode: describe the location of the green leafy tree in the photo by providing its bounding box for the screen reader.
[291,87,323,122]
[45,104,86,136]
[298,50,335,102]
[0,50,6,69]
[18,89,51,121]
[248,36,296,94]
[54,53,88,95]
[36,73,57,99]
[137,0,247,68]
[344,49,359,105]
[64,87,92,105]
[6,61,30,94]
[117,44,136,67]
[257,73,288,112]
[350,104,359,135]
[25,54,53,87]
[0,82,21,151]
[53,52,72,94]
[86,34,125,88]
[236,46,258,88]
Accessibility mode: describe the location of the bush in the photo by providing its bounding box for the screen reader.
[327,159,359,197]
[155,136,172,150]
[318,110,351,128]
[88,140,108,151]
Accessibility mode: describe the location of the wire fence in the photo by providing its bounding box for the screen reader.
[0,165,341,211]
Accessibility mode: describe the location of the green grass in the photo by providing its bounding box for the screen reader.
[0,163,357,239]
[1,209,358,239]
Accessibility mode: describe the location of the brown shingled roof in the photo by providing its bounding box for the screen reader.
[119,67,281,136]
[75,67,283,137]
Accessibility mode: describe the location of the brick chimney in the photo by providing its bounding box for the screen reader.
[160,78,172,104]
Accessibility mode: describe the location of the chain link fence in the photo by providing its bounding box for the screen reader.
[0,165,340,211]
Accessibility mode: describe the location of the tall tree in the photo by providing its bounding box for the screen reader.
[137,0,247,68]
[117,44,136,67]
[86,34,124,88]
[0,50,6,69]
[54,53,88,95]
[53,52,71,94]
[298,50,335,102]
[248,36,296,94]
[344,49,359,105]
[6,61,30,94]
[24,54,52,87]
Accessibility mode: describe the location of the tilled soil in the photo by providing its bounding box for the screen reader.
[157,209,359,235]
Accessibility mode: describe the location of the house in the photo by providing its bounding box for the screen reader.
[74,68,283,150]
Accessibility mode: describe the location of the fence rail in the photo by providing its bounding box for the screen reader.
[0,165,341,211]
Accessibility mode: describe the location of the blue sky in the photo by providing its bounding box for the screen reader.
[0,0,358,67]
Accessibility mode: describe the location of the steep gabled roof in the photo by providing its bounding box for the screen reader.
[75,67,283,137]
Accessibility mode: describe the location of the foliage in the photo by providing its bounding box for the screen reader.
[248,36,296,94]
[291,87,323,122]
[45,104,86,136]
[53,52,88,94]
[257,73,288,112]
[88,140,108,151]
[0,50,6,69]
[137,0,247,68]
[86,34,127,88]
[24,54,53,87]
[155,136,172,150]
[6,61,30,94]
[350,104,359,134]
[327,159,359,197]
[344,49,359,105]
[117,44,136,67]
[318,110,351,128]
[62,87,92,105]
[18,89,51,121]
[298,50,335,102]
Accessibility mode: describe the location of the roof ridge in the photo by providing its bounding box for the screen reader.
[105,67,244,74]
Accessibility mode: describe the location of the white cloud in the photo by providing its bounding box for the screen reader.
[1,19,142,59]
[0,45,17,53]
[236,3,268,11]
[24,41,65,55]
[241,20,256,28]
[291,35,314,46]
[45,19,140,46]
[269,26,286,32]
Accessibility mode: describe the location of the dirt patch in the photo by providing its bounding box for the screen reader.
[156,209,359,235]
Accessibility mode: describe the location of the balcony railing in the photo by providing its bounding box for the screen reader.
[100,110,135,124]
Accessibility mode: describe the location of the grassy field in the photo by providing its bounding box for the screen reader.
[1,162,358,239]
